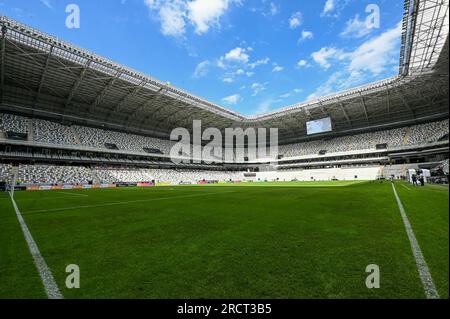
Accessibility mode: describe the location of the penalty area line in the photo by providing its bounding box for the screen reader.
[401,184,411,190]
[391,183,439,299]
[9,192,63,299]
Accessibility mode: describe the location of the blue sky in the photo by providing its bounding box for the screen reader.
[1,0,404,116]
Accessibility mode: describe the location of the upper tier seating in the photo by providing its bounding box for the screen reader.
[72,125,174,154]
[0,113,28,134]
[407,120,450,145]
[33,119,78,145]
[1,113,448,158]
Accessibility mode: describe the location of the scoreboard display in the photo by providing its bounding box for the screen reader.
[306,117,332,135]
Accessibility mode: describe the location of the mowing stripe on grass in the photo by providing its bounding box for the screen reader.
[22,191,236,215]
[9,192,63,299]
[391,183,439,299]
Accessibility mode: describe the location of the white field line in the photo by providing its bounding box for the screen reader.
[391,183,440,299]
[9,192,63,299]
[19,195,89,201]
[56,191,89,197]
[22,191,237,215]
[401,184,412,190]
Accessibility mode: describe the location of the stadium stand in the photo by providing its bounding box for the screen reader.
[4,163,388,185]
[93,168,242,184]
[443,160,449,175]
[250,166,382,182]
[33,119,78,145]
[73,125,174,154]
[407,120,450,145]
[0,163,12,182]
[1,113,448,158]
[17,164,94,185]
[7,164,242,185]
[279,120,449,158]
[0,113,28,134]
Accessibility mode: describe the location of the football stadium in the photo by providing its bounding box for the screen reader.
[0,0,449,302]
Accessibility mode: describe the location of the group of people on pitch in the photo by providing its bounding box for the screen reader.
[411,174,425,187]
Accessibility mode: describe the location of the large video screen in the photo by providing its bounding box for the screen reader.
[306,117,332,135]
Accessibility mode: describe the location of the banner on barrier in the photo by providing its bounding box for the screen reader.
[137,182,155,187]
[23,183,116,192]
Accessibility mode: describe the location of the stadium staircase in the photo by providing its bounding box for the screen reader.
[378,166,385,178]
[72,126,82,145]
[91,169,101,184]
[347,142,353,152]
[27,118,34,142]
[402,126,413,146]
[379,164,415,179]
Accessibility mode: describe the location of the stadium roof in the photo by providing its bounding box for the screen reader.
[0,0,448,143]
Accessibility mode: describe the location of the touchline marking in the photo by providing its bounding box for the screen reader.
[23,191,237,215]
[391,183,439,299]
[9,192,63,299]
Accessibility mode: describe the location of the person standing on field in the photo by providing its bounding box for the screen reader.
[412,174,417,186]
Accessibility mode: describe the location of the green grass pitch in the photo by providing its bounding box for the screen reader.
[0,181,448,299]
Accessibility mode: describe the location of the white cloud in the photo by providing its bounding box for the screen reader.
[255,101,271,114]
[322,0,335,16]
[144,0,239,37]
[289,12,302,29]
[269,2,279,16]
[249,57,270,69]
[222,94,241,104]
[308,22,402,99]
[251,82,267,96]
[280,88,303,99]
[297,59,308,67]
[299,30,314,42]
[251,97,281,115]
[311,47,343,69]
[272,66,284,72]
[223,77,234,83]
[321,0,349,18]
[193,60,210,78]
[347,21,402,74]
[147,0,187,37]
[187,0,234,34]
[224,47,250,63]
[307,71,343,100]
[40,0,53,9]
[272,64,284,72]
[340,14,374,38]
